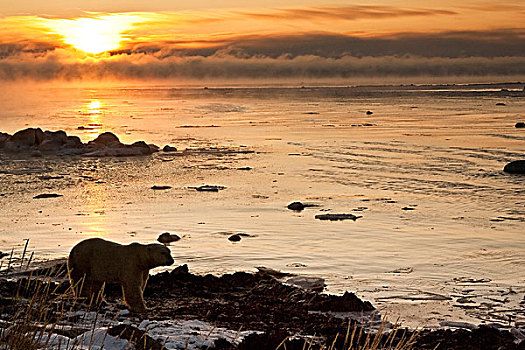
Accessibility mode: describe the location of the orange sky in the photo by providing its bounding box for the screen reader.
[0,1,524,81]
[1,1,523,54]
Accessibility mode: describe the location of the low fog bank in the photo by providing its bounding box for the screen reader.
[1,51,524,82]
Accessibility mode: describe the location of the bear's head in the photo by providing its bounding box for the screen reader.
[147,244,175,268]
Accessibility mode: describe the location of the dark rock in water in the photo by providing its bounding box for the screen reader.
[287,201,319,211]
[107,324,163,350]
[515,122,525,128]
[315,213,361,221]
[33,193,63,199]
[496,102,506,106]
[503,160,525,174]
[157,232,180,244]
[195,185,226,192]
[163,145,178,152]
[366,110,373,115]
[88,132,120,146]
[287,201,305,211]
[228,234,242,242]
[151,185,172,190]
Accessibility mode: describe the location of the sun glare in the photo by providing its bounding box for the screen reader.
[44,15,139,54]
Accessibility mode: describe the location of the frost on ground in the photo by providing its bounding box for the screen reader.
[30,314,255,350]
[137,319,254,349]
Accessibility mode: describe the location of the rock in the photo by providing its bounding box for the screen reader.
[515,122,525,128]
[310,291,375,312]
[402,206,416,210]
[503,160,525,174]
[286,276,325,292]
[287,201,305,211]
[3,128,45,152]
[287,201,319,211]
[170,264,189,275]
[163,145,178,152]
[1,128,159,157]
[496,102,506,106]
[0,251,9,259]
[256,266,293,278]
[157,232,180,244]
[315,213,361,221]
[228,234,242,242]
[130,141,153,155]
[195,185,226,192]
[33,193,63,199]
[88,132,120,146]
[0,132,9,147]
[151,185,172,190]
[64,136,84,149]
[366,110,373,115]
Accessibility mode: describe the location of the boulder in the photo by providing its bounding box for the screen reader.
[163,145,178,152]
[515,122,525,128]
[64,136,84,149]
[228,234,242,242]
[90,132,120,146]
[287,202,305,211]
[157,232,181,244]
[44,130,67,144]
[131,141,153,155]
[0,132,10,147]
[503,160,525,174]
[38,139,62,152]
[4,128,45,151]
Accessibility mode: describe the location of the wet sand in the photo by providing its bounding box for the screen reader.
[0,83,524,330]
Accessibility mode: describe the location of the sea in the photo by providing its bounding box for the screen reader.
[0,82,524,327]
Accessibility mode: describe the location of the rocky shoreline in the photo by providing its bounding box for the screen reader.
[0,128,168,157]
[0,261,523,349]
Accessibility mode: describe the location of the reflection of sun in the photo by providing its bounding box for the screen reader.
[44,14,138,54]
[87,100,102,110]
[81,99,103,138]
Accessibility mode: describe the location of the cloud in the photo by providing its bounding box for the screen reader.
[113,30,525,59]
[235,5,456,21]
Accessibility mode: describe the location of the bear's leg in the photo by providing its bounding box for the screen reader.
[121,282,147,313]
[141,271,149,292]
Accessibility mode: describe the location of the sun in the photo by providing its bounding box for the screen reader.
[44,14,138,54]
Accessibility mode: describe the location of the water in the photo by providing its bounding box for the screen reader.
[1,83,524,327]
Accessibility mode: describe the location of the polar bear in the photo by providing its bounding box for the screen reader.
[68,238,174,312]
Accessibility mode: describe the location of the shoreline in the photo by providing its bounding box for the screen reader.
[0,258,523,349]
